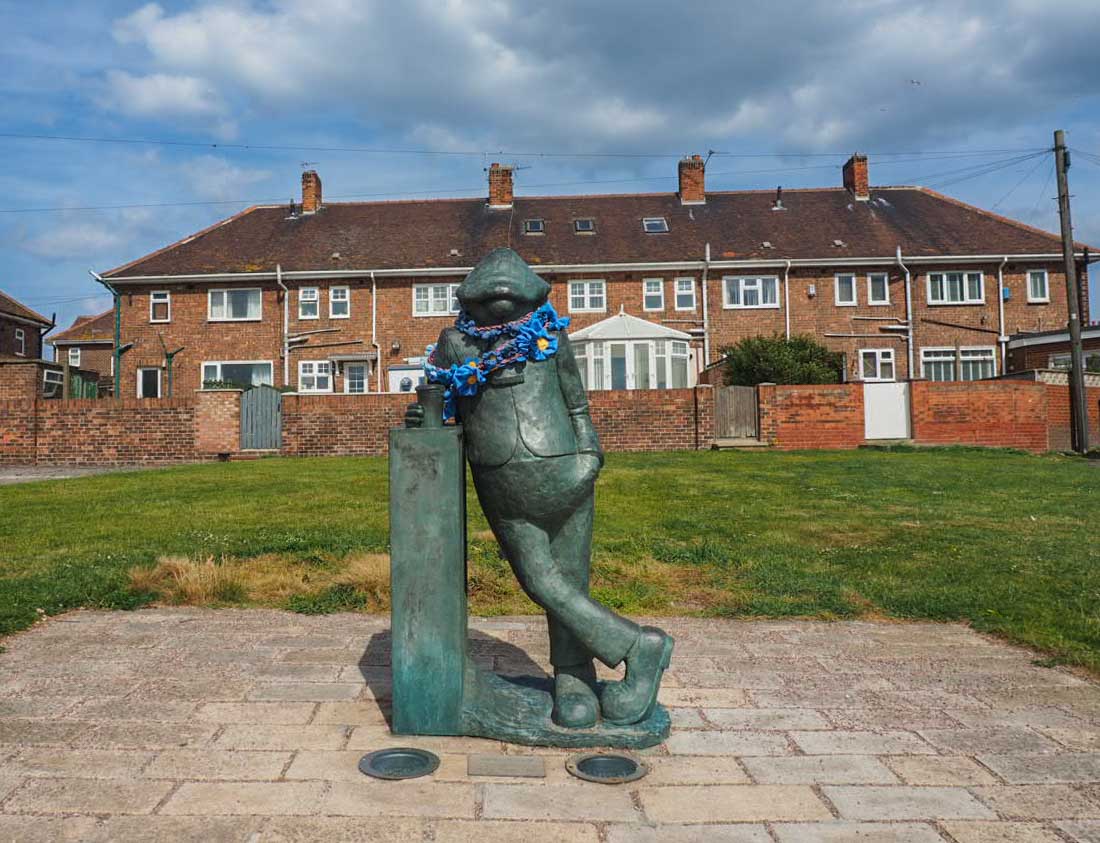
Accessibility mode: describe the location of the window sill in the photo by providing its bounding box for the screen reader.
[412,312,461,318]
[835,302,858,307]
[208,318,263,323]
[868,301,892,307]
[1026,299,1051,305]
[722,304,781,310]
[569,308,607,314]
[150,319,171,324]
[674,306,698,312]
[329,314,351,320]
[298,316,320,321]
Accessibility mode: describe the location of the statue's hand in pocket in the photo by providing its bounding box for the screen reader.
[404,403,425,428]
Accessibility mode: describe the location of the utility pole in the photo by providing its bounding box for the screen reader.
[1054,129,1090,453]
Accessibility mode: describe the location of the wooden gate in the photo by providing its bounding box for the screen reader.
[715,385,758,439]
[240,385,282,450]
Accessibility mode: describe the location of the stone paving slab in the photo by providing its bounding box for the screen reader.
[3,609,1100,840]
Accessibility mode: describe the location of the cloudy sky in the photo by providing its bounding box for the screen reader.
[4,0,1100,336]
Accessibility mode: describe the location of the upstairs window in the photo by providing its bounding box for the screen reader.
[209,288,262,321]
[723,276,779,309]
[868,273,890,305]
[14,328,25,356]
[674,277,696,310]
[68,347,80,367]
[928,271,983,305]
[642,217,669,233]
[330,286,350,318]
[1027,270,1050,303]
[298,360,332,393]
[835,273,857,306]
[524,219,545,235]
[569,280,606,313]
[299,287,319,320]
[574,218,596,234]
[150,291,171,323]
[413,283,460,317]
[642,279,664,311]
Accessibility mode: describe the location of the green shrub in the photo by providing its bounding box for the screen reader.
[720,334,843,386]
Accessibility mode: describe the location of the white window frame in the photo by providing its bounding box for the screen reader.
[859,348,896,382]
[568,280,607,313]
[201,360,274,387]
[920,346,998,382]
[642,217,669,233]
[150,290,171,323]
[208,288,263,322]
[523,219,544,235]
[344,363,368,394]
[298,360,333,393]
[330,286,350,319]
[68,347,80,367]
[43,369,63,395]
[722,276,780,310]
[867,272,890,306]
[573,338,693,390]
[14,328,25,356]
[298,287,319,320]
[835,273,857,307]
[927,271,985,306]
[574,218,596,234]
[674,277,697,311]
[412,283,460,317]
[1026,269,1050,304]
[642,278,664,311]
[137,367,162,399]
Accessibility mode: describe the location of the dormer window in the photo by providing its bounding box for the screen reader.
[574,218,596,234]
[642,217,669,233]
[524,219,545,235]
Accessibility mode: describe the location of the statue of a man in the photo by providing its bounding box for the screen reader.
[422,248,673,728]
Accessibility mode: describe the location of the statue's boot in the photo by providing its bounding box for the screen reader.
[551,662,599,729]
[600,627,674,725]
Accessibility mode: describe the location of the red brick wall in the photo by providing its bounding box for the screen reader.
[281,393,410,457]
[0,316,43,360]
[281,387,715,457]
[911,381,1049,452]
[195,390,242,457]
[757,383,865,450]
[0,364,41,401]
[1045,383,1100,452]
[0,400,35,464]
[34,399,198,466]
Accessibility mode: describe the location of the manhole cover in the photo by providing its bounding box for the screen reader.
[359,747,440,780]
[566,752,648,784]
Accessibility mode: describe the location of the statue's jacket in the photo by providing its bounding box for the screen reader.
[431,326,601,469]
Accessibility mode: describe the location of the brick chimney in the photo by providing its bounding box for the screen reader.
[302,170,322,213]
[488,163,513,209]
[843,153,869,201]
[678,154,706,204]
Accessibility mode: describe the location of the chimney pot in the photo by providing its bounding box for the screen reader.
[488,162,514,209]
[843,154,869,200]
[302,170,322,213]
[678,155,706,204]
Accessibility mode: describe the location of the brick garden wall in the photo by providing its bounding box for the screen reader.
[757,383,865,450]
[34,399,198,466]
[281,393,410,457]
[910,381,1049,452]
[1045,383,1100,452]
[0,400,35,464]
[589,387,714,452]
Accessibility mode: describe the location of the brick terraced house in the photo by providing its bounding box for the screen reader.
[0,289,52,362]
[48,310,116,392]
[96,155,1089,398]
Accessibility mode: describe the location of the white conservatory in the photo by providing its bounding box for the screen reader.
[569,311,696,391]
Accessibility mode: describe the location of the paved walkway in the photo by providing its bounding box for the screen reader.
[2,610,1100,842]
[0,465,148,485]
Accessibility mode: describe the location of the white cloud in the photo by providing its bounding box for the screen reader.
[23,220,129,259]
[178,156,272,202]
[101,70,226,119]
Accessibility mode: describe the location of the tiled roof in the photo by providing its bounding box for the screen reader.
[50,310,114,344]
[0,289,51,326]
[106,186,1075,279]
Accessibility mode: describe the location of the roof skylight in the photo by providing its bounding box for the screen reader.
[642,217,669,233]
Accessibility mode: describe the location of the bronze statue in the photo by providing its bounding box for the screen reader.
[393,248,672,747]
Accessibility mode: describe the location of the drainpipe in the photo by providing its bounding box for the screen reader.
[896,247,914,379]
[783,259,792,340]
[701,243,711,366]
[276,264,289,387]
[997,255,1008,374]
[89,270,121,399]
[371,271,383,393]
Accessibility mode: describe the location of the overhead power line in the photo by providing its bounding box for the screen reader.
[0,131,1047,161]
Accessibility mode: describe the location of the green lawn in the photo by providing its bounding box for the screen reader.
[2,449,1098,670]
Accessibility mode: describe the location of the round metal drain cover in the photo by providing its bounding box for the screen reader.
[359,748,440,780]
[566,752,648,784]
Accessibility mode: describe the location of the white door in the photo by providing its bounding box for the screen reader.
[388,366,424,394]
[864,382,911,439]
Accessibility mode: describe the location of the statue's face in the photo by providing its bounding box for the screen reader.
[457,248,551,327]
